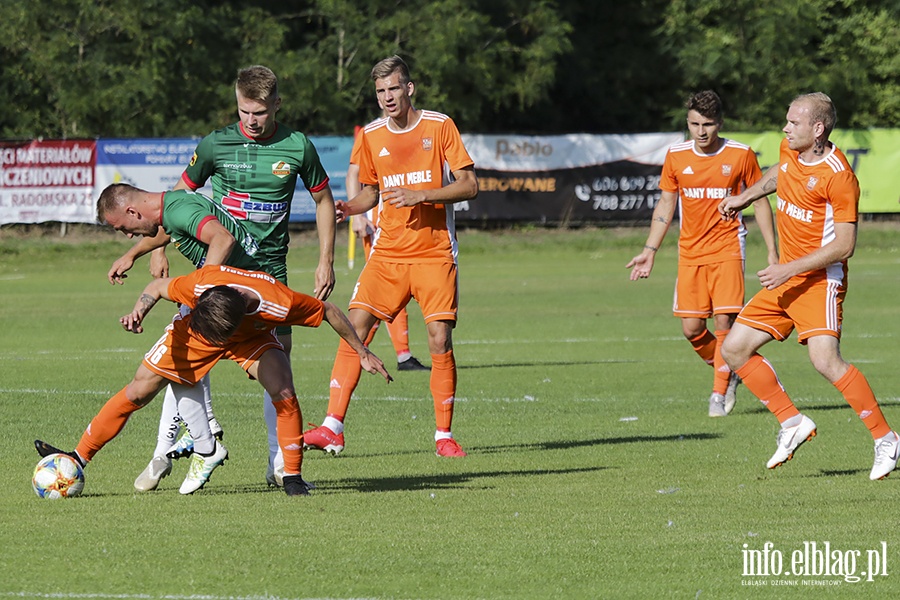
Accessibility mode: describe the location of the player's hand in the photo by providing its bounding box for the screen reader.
[351,214,374,237]
[314,264,336,300]
[149,251,169,278]
[119,311,144,334]
[718,197,744,221]
[757,263,792,290]
[383,187,424,208]
[626,252,655,281]
[335,200,349,224]
[360,350,393,383]
[108,257,134,285]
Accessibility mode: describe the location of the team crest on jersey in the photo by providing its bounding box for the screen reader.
[271,161,291,178]
[422,137,433,151]
[806,176,818,190]
[189,152,198,167]
[721,164,733,176]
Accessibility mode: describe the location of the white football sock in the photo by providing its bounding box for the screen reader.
[264,390,282,470]
[153,385,183,457]
[323,415,344,435]
[171,381,214,455]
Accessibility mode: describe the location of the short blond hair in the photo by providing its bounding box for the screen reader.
[236,65,279,102]
[371,55,411,84]
[793,92,837,138]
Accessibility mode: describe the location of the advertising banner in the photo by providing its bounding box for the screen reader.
[2,130,897,226]
[457,133,682,224]
[96,138,204,195]
[0,140,96,224]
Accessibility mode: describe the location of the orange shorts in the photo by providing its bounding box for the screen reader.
[350,260,458,325]
[673,260,744,318]
[736,276,844,343]
[142,312,283,385]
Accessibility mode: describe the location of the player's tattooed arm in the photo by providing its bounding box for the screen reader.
[135,293,159,319]
[120,278,171,333]
[760,171,778,195]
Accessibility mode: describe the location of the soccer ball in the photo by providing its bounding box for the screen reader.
[32,453,85,499]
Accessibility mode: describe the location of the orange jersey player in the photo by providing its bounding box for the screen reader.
[347,119,430,373]
[304,55,478,458]
[35,265,391,496]
[627,90,778,418]
[719,92,898,480]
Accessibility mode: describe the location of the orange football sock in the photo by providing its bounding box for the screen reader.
[688,329,716,366]
[431,350,457,431]
[76,387,144,462]
[386,308,411,357]
[325,339,363,421]
[273,395,303,475]
[835,365,891,439]
[363,323,378,346]
[735,354,799,423]
[712,330,731,394]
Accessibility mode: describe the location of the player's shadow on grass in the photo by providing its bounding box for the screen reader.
[304,433,723,461]
[301,432,723,461]
[458,359,639,370]
[475,432,723,454]
[816,468,867,478]
[743,403,859,415]
[320,465,609,493]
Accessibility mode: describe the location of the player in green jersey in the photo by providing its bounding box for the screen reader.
[129,65,338,489]
[100,182,268,491]
[104,185,263,276]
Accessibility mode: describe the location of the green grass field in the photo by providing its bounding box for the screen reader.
[1,223,899,599]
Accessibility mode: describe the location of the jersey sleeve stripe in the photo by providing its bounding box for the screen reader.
[180,171,201,190]
[723,139,751,151]
[195,215,219,239]
[824,153,845,173]
[421,110,450,122]
[309,176,330,193]
[364,118,389,134]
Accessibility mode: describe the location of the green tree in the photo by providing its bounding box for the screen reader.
[0,0,896,137]
[0,0,287,138]
[265,0,574,134]
[657,0,900,130]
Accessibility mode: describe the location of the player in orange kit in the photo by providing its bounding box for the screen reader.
[719,92,898,479]
[347,115,429,373]
[627,90,777,417]
[35,265,391,495]
[304,55,478,457]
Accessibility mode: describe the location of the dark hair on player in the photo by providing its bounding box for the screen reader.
[189,286,246,346]
[686,90,723,124]
[96,183,138,224]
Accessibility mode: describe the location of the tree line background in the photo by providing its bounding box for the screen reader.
[0,0,897,140]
